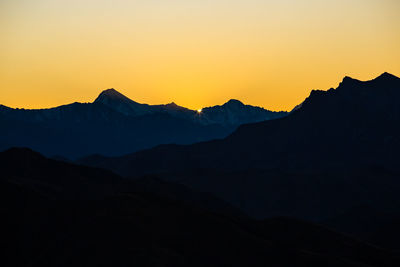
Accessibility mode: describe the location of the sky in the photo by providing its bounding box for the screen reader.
[1,0,399,111]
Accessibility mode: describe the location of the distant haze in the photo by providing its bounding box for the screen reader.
[1,0,399,111]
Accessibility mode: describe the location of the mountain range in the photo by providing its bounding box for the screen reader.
[79,72,400,220]
[3,72,400,266]
[2,147,399,267]
[0,89,286,159]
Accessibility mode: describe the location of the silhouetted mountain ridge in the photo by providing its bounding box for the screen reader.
[0,89,286,158]
[199,98,284,126]
[94,88,152,116]
[80,72,400,220]
[2,147,399,266]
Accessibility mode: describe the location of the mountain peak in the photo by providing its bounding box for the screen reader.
[340,73,399,88]
[94,88,132,103]
[224,99,244,107]
[93,88,151,116]
[1,147,45,161]
[374,72,400,82]
[162,102,190,112]
[336,75,364,91]
[341,75,361,84]
[166,102,178,107]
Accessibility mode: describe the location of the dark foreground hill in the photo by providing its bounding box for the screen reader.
[2,148,399,267]
[0,89,286,159]
[79,73,400,221]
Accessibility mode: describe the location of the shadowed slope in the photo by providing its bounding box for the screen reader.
[79,73,400,220]
[2,148,399,267]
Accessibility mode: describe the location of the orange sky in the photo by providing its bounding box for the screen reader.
[1,0,399,111]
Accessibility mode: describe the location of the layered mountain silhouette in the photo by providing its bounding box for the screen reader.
[4,72,400,266]
[2,148,399,267]
[80,73,400,220]
[0,90,286,158]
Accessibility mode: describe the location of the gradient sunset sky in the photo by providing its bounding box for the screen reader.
[1,0,399,111]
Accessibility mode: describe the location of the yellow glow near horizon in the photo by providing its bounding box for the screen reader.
[1,0,399,111]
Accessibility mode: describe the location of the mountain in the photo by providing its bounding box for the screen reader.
[322,205,400,250]
[94,88,153,116]
[79,72,400,220]
[198,99,287,126]
[94,89,286,126]
[0,90,286,158]
[2,147,399,267]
